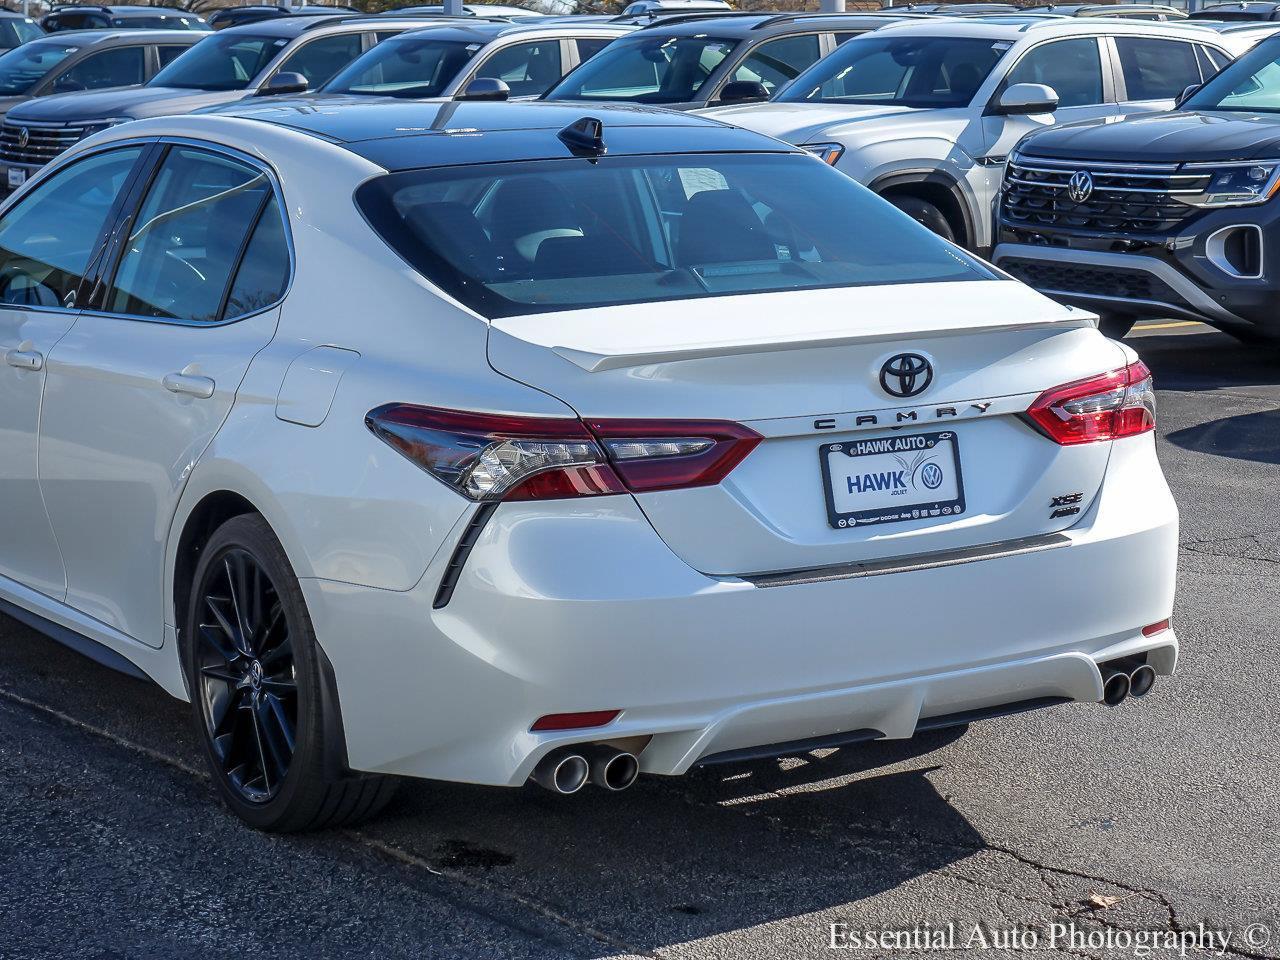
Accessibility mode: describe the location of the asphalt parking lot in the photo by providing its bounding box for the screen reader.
[1,320,1277,960]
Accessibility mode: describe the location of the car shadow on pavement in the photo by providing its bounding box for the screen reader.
[363,729,984,954]
[1165,408,1280,466]
[1131,331,1280,393]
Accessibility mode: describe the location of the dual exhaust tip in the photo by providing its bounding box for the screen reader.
[1100,657,1157,706]
[530,744,640,795]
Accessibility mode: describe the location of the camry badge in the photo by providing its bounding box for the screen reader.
[879,353,933,399]
[1067,170,1094,204]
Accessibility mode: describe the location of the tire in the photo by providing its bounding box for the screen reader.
[886,195,957,243]
[1096,313,1137,340]
[183,513,397,831]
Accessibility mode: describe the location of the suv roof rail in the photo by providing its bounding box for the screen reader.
[627,9,758,26]
[48,3,113,11]
[299,12,497,29]
[749,11,895,28]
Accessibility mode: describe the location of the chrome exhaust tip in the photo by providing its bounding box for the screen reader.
[1101,668,1131,707]
[586,745,640,792]
[1128,664,1157,698]
[530,749,590,795]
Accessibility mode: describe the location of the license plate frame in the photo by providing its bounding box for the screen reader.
[819,430,966,530]
[6,167,26,189]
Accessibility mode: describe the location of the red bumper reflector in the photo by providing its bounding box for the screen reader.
[531,710,621,732]
[1142,619,1171,637]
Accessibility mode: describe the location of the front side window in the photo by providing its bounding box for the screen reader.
[1003,38,1103,108]
[0,40,80,96]
[545,34,737,104]
[0,147,142,309]
[474,40,563,97]
[53,46,146,93]
[779,35,1008,108]
[1185,36,1280,111]
[322,35,477,97]
[729,34,822,97]
[150,33,287,91]
[357,153,993,319]
[1115,37,1202,102]
[274,33,365,88]
[108,147,275,322]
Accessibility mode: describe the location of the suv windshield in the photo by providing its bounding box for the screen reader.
[545,34,737,103]
[0,40,80,96]
[357,152,993,318]
[150,33,287,90]
[1185,36,1280,111]
[777,35,1010,109]
[323,35,477,97]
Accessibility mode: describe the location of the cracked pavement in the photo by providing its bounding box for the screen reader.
[1,323,1278,959]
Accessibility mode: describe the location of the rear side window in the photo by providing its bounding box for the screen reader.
[546,35,737,104]
[1115,37,1202,101]
[730,34,822,97]
[575,37,613,62]
[0,147,142,309]
[474,40,563,97]
[1004,38,1103,108]
[55,46,146,92]
[107,147,274,322]
[275,33,365,87]
[356,153,993,319]
[223,197,290,317]
[1197,44,1230,76]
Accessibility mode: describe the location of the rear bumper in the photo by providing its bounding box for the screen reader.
[301,434,1178,787]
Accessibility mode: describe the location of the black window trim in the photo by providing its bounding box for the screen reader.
[0,141,154,317]
[81,136,295,328]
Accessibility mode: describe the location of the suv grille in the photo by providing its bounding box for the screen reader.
[0,122,85,166]
[1003,156,1211,234]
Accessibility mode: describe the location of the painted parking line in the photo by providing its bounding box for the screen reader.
[1134,321,1203,332]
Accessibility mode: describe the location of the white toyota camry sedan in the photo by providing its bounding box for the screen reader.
[0,100,1178,831]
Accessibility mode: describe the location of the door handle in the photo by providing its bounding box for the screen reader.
[163,372,216,399]
[4,348,43,371]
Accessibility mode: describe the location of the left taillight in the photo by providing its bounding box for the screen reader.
[366,404,761,502]
[1024,360,1156,446]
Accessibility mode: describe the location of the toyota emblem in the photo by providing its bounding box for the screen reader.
[16,127,29,150]
[879,353,933,399]
[1067,170,1094,204]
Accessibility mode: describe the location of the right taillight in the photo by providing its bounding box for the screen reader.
[1024,360,1156,446]
[366,404,760,502]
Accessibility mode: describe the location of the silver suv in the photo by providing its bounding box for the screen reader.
[702,18,1244,253]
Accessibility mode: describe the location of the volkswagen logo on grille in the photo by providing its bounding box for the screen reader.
[1067,169,1094,204]
[16,127,29,150]
[879,353,933,399]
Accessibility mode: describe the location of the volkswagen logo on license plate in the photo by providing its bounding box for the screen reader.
[879,353,933,399]
[1067,169,1094,204]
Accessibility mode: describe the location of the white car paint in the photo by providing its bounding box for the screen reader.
[0,108,1178,792]
[701,19,1238,251]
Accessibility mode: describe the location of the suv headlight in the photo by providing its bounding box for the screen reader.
[77,118,129,141]
[800,142,844,166]
[1186,161,1280,207]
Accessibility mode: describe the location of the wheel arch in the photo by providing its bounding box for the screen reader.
[870,169,977,252]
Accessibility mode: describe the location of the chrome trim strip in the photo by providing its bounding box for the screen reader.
[742,533,1071,589]
[1006,176,1201,195]
[1012,154,1180,172]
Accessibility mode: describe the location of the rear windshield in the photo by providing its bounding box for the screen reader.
[545,34,738,104]
[0,39,77,94]
[778,35,1009,108]
[357,152,993,319]
[322,35,477,97]
[150,32,286,90]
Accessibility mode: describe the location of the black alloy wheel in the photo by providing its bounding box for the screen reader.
[194,546,297,804]
[185,514,397,831]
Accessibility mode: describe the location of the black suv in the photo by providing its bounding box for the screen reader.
[993,34,1280,341]
[40,5,208,32]
[1189,1,1280,19]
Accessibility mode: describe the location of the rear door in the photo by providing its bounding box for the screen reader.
[39,143,290,647]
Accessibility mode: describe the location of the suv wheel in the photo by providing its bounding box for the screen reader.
[184,514,396,831]
[886,195,956,243]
